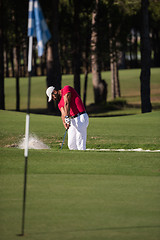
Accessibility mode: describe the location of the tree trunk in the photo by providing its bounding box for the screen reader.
[153,29,160,67]
[10,48,15,77]
[0,0,5,110]
[46,0,61,114]
[83,24,90,108]
[46,43,56,113]
[46,0,61,90]
[83,70,88,109]
[4,50,9,77]
[134,30,138,68]
[73,0,81,96]
[40,56,44,76]
[110,57,116,99]
[14,13,20,111]
[51,0,61,90]
[91,0,107,104]
[33,44,37,76]
[115,61,121,97]
[140,0,152,113]
[129,34,133,68]
[14,47,20,111]
[23,43,27,77]
[109,23,121,100]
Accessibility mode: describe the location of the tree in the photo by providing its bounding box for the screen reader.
[46,0,61,113]
[140,0,152,113]
[107,0,121,100]
[83,15,91,108]
[108,0,141,99]
[109,22,121,99]
[72,0,81,96]
[0,0,5,110]
[14,11,20,111]
[1,0,160,113]
[91,0,107,104]
[149,0,160,67]
[51,0,61,90]
[2,0,28,111]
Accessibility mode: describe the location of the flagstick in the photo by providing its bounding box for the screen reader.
[21,36,33,236]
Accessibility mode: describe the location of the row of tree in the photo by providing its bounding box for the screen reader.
[0,0,160,113]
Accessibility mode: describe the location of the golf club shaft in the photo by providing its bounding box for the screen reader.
[61,129,67,149]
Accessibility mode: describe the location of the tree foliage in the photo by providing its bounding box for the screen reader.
[0,0,160,110]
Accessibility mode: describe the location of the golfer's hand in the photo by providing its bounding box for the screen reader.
[62,116,70,129]
[65,116,71,124]
[63,122,70,129]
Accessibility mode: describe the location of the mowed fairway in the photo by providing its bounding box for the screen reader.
[0,110,160,240]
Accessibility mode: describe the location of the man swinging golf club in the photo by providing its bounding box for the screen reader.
[46,85,89,150]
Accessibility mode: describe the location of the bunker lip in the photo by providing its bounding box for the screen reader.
[86,148,160,152]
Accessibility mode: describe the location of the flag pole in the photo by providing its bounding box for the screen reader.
[20,0,51,235]
[21,36,33,236]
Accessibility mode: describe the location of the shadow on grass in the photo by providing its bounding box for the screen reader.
[9,108,60,116]
[9,107,134,118]
[8,100,160,118]
[22,225,160,236]
[86,100,135,117]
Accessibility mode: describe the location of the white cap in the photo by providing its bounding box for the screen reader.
[46,86,55,102]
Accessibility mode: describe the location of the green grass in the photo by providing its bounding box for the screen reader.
[0,148,160,240]
[4,68,160,115]
[0,109,160,240]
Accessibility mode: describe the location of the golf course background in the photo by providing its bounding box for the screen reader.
[4,68,160,115]
[0,68,160,240]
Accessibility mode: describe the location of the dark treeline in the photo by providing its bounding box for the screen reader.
[0,0,160,112]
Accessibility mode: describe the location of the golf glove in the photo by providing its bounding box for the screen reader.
[65,116,71,125]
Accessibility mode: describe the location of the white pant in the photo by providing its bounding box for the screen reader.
[68,113,89,150]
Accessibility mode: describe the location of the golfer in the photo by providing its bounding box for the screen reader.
[46,85,89,150]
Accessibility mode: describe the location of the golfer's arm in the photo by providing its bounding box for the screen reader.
[61,92,71,124]
[60,108,65,124]
[63,92,71,117]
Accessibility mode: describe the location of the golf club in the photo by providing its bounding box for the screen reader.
[61,128,68,149]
